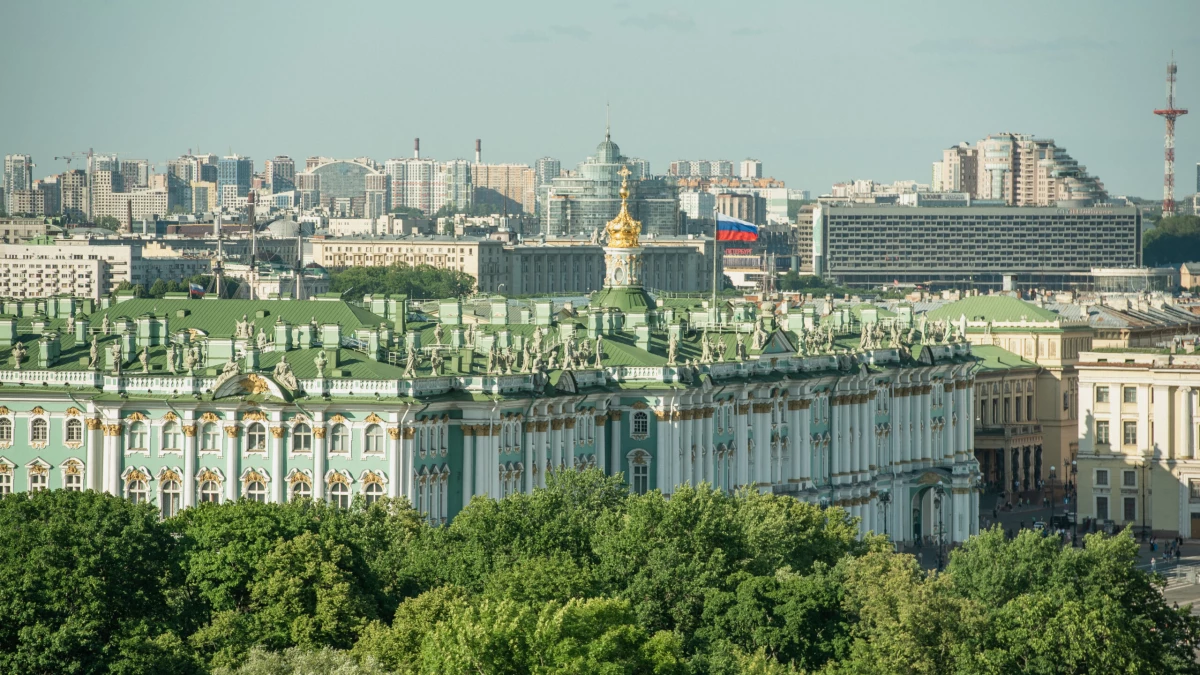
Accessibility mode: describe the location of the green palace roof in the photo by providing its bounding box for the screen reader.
[926,296,1060,324]
[88,298,389,338]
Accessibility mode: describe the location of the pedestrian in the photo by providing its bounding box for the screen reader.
[1151,556,1157,573]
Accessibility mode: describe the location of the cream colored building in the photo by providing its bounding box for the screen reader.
[91,170,170,228]
[471,164,537,215]
[928,295,1092,486]
[1077,351,1200,537]
[310,236,506,292]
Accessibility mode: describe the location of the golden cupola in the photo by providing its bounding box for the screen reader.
[604,166,642,249]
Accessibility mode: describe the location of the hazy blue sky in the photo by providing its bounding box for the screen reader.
[3,0,1199,197]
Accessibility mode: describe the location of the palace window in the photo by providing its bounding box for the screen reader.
[162,422,182,452]
[330,481,350,509]
[246,423,266,452]
[1123,497,1136,522]
[64,467,82,491]
[1123,422,1137,446]
[1096,386,1109,403]
[245,480,267,503]
[0,471,10,496]
[126,477,147,503]
[632,412,649,438]
[66,419,83,444]
[0,418,10,443]
[1096,496,1109,521]
[199,480,220,503]
[331,424,350,454]
[291,479,311,502]
[293,424,312,453]
[161,480,181,518]
[1122,470,1136,488]
[201,423,219,451]
[1096,421,1109,445]
[628,450,650,495]
[128,422,148,451]
[364,481,384,505]
[1123,387,1137,404]
[1095,469,1109,486]
[365,425,384,455]
[31,418,48,444]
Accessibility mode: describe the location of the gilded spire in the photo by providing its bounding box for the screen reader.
[605,165,641,248]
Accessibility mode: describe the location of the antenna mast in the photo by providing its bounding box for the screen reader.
[1154,53,1188,217]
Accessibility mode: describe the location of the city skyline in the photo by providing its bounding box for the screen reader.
[2,1,1199,198]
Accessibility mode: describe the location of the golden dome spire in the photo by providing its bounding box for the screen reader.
[604,165,641,248]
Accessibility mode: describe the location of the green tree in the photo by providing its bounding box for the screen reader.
[95,215,121,231]
[1143,214,1200,267]
[148,279,168,298]
[352,586,469,673]
[0,490,189,674]
[213,646,389,675]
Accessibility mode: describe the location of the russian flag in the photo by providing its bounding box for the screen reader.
[189,283,206,298]
[716,213,758,242]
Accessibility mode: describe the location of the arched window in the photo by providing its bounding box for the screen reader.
[365,425,384,454]
[329,481,350,508]
[293,424,312,453]
[128,422,148,451]
[246,423,266,452]
[0,418,10,443]
[628,450,650,495]
[66,419,83,444]
[364,481,384,505]
[162,422,182,452]
[330,424,350,454]
[199,480,220,503]
[631,411,649,437]
[291,479,311,502]
[126,477,147,503]
[0,469,10,496]
[160,480,181,518]
[246,480,267,503]
[201,423,219,451]
[31,418,48,444]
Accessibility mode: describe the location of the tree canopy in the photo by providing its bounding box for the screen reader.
[1144,214,1200,268]
[1,472,1197,673]
[328,264,476,300]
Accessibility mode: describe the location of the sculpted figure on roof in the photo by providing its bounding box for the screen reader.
[11,341,26,371]
[89,336,100,370]
[314,350,328,378]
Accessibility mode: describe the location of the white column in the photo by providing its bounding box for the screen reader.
[799,401,812,484]
[537,420,550,488]
[183,422,197,507]
[608,412,621,477]
[403,428,416,504]
[524,422,536,491]
[270,423,284,503]
[221,422,237,501]
[489,424,500,498]
[462,426,475,501]
[755,402,771,488]
[704,408,715,485]
[1153,384,1171,459]
[551,420,562,473]
[859,394,870,479]
[1078,381,1096,456]
[387,425,400,498]
[86,419,103,491]
[313,422,327,501]
[595,414,606,476]
[656,411,668,492]
[101,426,115,495]
[566,418,577,471]
[735,402,749,488]
[1183,388,1194,461]
[681,410,694,488]
[831,397,843,485]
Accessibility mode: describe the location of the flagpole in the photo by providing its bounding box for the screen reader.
[712,209,719,325]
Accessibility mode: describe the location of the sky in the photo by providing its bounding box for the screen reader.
[3,0,1199,198]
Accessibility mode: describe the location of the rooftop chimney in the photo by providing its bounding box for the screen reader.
[475,139,481,164]
[414,138,420,159]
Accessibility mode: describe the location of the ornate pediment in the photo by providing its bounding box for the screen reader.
[65,407,82,417]
[163,411,178,422]
[241,410,267,422]
[30,407,46,416]
[329,414,348,424]
[364,413,384,424]
[126,412,146,422]
[200,412,219,423]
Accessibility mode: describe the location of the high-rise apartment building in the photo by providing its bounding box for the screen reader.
[739,159,763,179]
[120,159,150,190]
[90,170,171,229]
[471,163,537,215]
[669,160,733,178]
[535,157,561,187]
[931,133,1106,206]
[7,190,45,216]
[217,156,253,208]
[3,155,33,214]
[265,156,296,193]
[60,170,87,221]
[386,158,436,214]
[34,177,60,216]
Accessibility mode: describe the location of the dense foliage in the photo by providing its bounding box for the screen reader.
[328,264,476,300]
[1144,215,1200,269]
[0,472,1196,674]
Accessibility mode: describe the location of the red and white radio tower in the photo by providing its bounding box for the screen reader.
[1154,54,1188,217]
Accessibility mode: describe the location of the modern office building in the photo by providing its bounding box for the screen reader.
[3,155,33,214]
[541,131,677,237]
[931,133,1106,206]
[297,159,389,218]
[0,209,983,547]
[217,156,253,208]
[812,204,1142,289]
[265,156,296,193]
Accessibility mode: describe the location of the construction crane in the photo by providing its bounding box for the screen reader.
[54,152,84,169]
[1154,53,1188,218]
